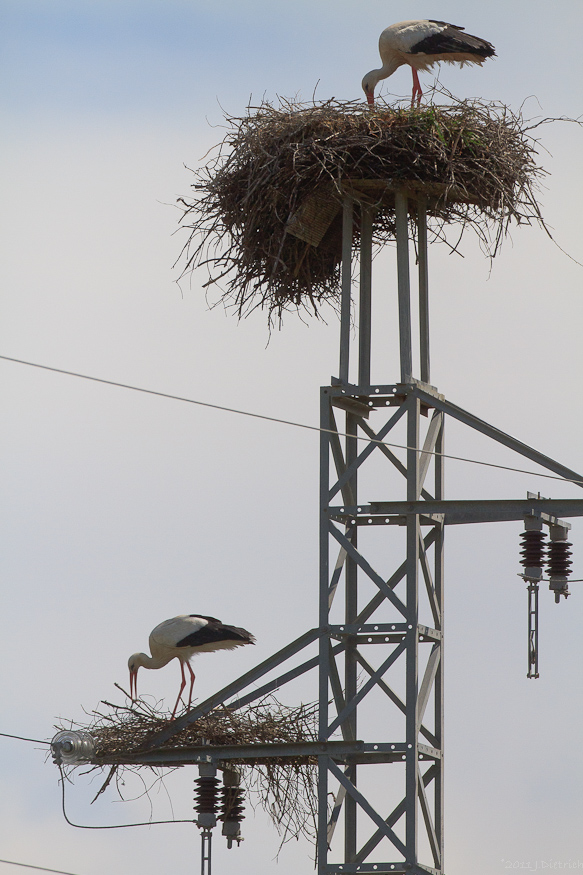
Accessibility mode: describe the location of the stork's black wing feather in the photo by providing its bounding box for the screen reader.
[177,621,255,648]
[411,25,495,58]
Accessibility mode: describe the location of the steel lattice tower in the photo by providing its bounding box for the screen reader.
[312,185,583,874]
[316,189,444,874]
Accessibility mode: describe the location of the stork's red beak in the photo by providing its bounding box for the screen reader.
[366,93,374,107]
[129,668,138,701]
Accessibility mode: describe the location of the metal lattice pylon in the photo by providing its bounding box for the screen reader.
[311,189,583,874]
[317,382,445,874]
[315,191,444,875]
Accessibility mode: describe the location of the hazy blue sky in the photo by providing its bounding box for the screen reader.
[1,2,583,874]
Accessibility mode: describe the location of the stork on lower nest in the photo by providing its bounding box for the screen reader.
[128,614,255,718]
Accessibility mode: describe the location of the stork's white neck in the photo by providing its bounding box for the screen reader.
[131,651,175,670]
[364,57,402,91]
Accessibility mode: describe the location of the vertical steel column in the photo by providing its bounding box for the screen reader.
[434,416,445,867]
[318,387,332,875]
[344,409,359,863]
[200,830,212,875]
[418,198,430,384]
[339,197,354,384]
[358,205,373,387]
[395,190,413,384]
[527,584,539,678]
[405,394,421,861]
[318,188,444,873]
[345,200,373,861]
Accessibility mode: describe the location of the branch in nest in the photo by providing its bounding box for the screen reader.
[91,765,117,803]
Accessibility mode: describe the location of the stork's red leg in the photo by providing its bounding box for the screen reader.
[411,68,423,107]
[186,662,196,711]
[171,660,187,719]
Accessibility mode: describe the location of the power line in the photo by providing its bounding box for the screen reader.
[0,730,192,829]
[0,859,81,875]
[0,733,192,833]
[1,353,582,486]
[57,764,193,830]
[0,732,49,745]
[0,763,191,875]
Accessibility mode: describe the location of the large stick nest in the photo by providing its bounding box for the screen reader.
[57,697,320,847]
[177,94,546,325]
[85,697,318,764]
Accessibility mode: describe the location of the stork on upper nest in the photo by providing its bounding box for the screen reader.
[362,20,496,107]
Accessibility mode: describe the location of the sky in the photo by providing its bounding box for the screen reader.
[1,1,583,874]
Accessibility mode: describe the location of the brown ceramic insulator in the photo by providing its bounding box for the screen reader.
[220,786,245,823]
[520,530,546,568]
[194,777,220,815]
[547,541,573,577]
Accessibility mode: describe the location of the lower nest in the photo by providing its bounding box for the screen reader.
[83,698,318,765]
[59,698,320,847]
[177,96,546,324]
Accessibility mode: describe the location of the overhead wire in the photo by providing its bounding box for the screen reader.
[0,733,192,837]
[0,732,49,745]
[0,859,82,875]
[57,765,193,829]
[1,354,582,487]
[0,739,80,875]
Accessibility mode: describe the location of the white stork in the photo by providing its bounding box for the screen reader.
[128,614,255,718]
[362,20,495,107]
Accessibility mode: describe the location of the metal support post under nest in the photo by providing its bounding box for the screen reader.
[318,187,445,874]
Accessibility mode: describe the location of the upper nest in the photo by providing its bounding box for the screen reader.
[177,96,546,324]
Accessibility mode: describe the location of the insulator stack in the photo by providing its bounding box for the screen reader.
[220,770,245,848]
[519,530,546,568]
[194,775,220,827]
[547,526,573,603]
[220,785,245,823]
[547,540,573,577]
